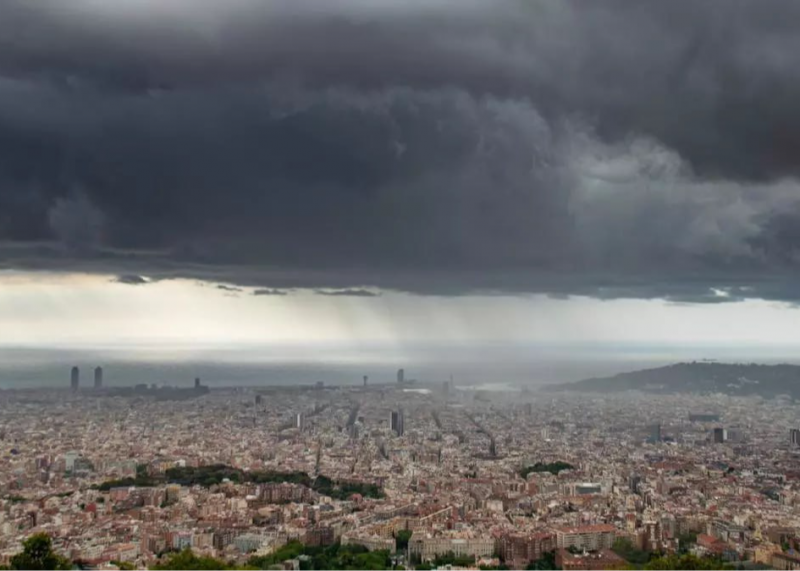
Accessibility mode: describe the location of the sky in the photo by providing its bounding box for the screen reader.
[2,0,800,366]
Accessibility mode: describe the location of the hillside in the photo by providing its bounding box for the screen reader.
[546,362,800,398]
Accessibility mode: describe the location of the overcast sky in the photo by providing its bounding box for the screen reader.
[2,0,800,358]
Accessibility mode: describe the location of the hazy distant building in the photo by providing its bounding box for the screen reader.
[94,366,103,389]
[397,369,405,384]
[390,409,404,436]
[296,413,305,431]
[194,377,201,389]
[713,427,727,443]
[363,375,368,387]
[255,395,263,405]
[555,524,616,551]
[726,428,744,443]
[70,366,80,391]
[689,413,720,422]
[64,451,80,472]
[629,474,642,494]
[442,381,450,397]
[791,428,800,447]
[575,482,602,495]
[649,423,662,443]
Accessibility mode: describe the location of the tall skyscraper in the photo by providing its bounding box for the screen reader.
[713,427,727,443]
[296,412,305,431]
[390,409,405,436]
[70,366,80,391]
[397,368,405,384]
[94,366,103,389]
[791,428,800,446]
[194,377,201,389]
[649,423,662,443]
[363,375,368,387]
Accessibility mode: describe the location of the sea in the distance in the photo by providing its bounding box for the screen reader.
[2,343,799,390]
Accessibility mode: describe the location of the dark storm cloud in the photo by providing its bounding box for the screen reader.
[253,289,289,297]
[316,289,381,298]
[113,274,149,286]
[1,0,800,301]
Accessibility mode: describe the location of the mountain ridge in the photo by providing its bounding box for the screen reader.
[545,361,800,398]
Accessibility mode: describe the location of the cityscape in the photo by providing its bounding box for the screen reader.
[1,367,800,569]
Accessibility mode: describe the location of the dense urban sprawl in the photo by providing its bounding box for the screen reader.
[2,375,800,570]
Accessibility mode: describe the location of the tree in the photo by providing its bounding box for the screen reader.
[150,548,236,570]
[395,529,413,551]
[9,533,71,570]
[676,532,698,554]
[526,551,558,570]
[520,462,574,479]
[643,554,734,570]
[611,538,651,566]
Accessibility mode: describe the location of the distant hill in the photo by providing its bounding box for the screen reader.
[545,362,800,398]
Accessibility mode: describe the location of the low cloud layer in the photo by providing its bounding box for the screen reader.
[316,289,381,298]
[1,1,800,302]
[113,274,149,286]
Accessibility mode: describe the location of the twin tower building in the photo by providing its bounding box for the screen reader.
[70,366,103,391]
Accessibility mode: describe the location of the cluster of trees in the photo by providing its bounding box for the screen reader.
[247,541,399,570]
[394,529,413,551]
[1,534,71,570]
[247,540,306,567]
[1,533,740,571]
[416,551,552,570]
[612,538,651,566]
[676,532,698,553]
[519,461,574,479]
[525,551,557,570]
[430,552,476,567]
[93,464,383,500]
[93,464,305,491]
[164,465,249,487]
[642,553,735,570]
[313,475,382,500]
[93,464,159,491]
[611,538,735,570]
[150,548,255,570]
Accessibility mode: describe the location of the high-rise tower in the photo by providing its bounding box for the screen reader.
[70,366,80,391]
[94,366,103,389]
[390,409,405,436]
